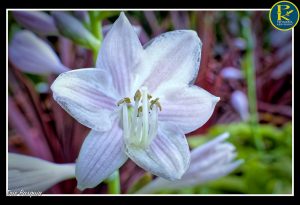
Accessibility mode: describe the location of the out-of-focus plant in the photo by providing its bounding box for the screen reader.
[186,122,292,194]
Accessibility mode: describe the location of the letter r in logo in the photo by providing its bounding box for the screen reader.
[277,5,293,21]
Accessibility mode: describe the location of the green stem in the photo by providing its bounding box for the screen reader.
[107,170,121,194]
[89,11,102,41]
[91,47,99,64]
[88,11,103,63]
[241,17,264,150]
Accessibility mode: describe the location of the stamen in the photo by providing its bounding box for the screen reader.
[155,101,162,111]
[120,87,162,148]
[134,90,141,101]
[136,116,143,143]
[122,104,129,140]
[148,105,158,142]
[150,98,159,110]
[117,97,131,106]
[131,96,139,135]
[141,87,149,146]
[124,97,131,104]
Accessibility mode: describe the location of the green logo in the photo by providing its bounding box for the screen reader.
[269,1,299,31]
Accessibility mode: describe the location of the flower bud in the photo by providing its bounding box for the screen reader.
[9,30,69,74]
[231,90,249,121]
[221,67,244,80]
[52,11,100,50]
[74,11,90,24]
[12,11,58,36]
[8,153,75,192]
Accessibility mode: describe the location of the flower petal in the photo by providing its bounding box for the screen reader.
[125,123,190,180]
[159,86,220,134]
[133,30,201,95]
[9,30,69,74]
[8,153,75,192]
[102,24,142,37]
[96,12,143,97]
[191,159,244,183]
[190,132,229,159]
[135,133,243,194]
[51,68,118,132]
[231,90,249,121]
[75,123,128,190]
[12,11,58,36]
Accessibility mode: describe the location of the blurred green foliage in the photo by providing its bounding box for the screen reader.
[162,122,292,194]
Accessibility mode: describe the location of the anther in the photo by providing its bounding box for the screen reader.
[156,101,162,111]
[124,97,131,104]
[134,90,141,101]
[117,97,131,106]
[150,98,160,110]
[137,106,143,117]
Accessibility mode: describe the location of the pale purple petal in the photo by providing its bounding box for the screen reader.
[12,11,58,36]
[96,12,143,97]
[231,90,249,121]
[51,68,118,132]
[102,24,142,37]
[220,67,244,80]
[136,133,243,193]
[75,124,128,190]
[188,143,236,175]
[190,132,229,158]
[9,30,69,74]
[73,11,90,24]
[125,124,190,180]
[271,56,292,79]
[190,160,244,183]
[8,153,75,192]
[159,86,220,134]
[133,30,201,95]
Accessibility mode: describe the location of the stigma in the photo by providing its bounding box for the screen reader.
[117,87,161,148]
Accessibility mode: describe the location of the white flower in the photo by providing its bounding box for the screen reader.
[136,133,244,194]
[8,153,75,192]
[51,12,220,190]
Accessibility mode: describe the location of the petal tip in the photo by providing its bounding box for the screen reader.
[167,169,186,181]
[118,11,129,23]
[76,184,86,191]
[237,159,245,165]
[120,11,126,17]
[216,132,230,142]
[214,96,221,103]
[222,132,230,139]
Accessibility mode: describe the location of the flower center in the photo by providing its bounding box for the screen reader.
[117,87,162,148]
